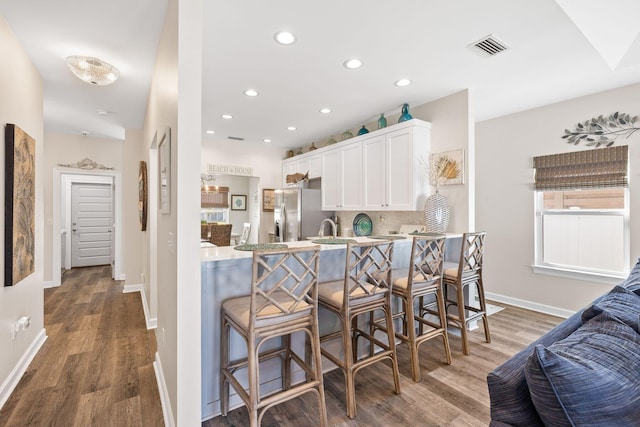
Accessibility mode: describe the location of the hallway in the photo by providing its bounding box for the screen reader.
[0,266,164,426]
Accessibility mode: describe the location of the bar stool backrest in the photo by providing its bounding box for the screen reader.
[457,231,486,279]
[210,223,233,246]
[409,235,445,288]
[343,241,393,306]
[251,246,321,325]
[201,223,211,240]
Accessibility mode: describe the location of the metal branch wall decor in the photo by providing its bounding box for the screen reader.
[562,112,639,147]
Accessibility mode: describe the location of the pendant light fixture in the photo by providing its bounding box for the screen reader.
[66,55,120,86]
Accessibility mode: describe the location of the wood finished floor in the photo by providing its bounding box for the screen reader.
[204,304,562,427]
[0,266,163,427]
[0,265,563,427]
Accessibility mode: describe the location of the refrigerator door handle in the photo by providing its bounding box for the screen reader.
[280,203,289,242]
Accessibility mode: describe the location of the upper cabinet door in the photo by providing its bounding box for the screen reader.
[321,149,340,209]
[362,135,387,210]
[386,127,416,210]
[340,142,363,210]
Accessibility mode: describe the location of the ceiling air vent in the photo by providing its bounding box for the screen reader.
[227,136,245,141]
[470,34,510,57]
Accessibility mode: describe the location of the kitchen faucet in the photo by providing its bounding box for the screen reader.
[318,218,337,239]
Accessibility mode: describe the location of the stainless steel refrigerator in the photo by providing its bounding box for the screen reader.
[274,188,333,242]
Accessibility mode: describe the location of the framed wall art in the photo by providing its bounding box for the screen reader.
[138,161,148,231]
[5,123,35,286]
[262,188,275,212]
[231,194,247,211]
[158,126,171,214]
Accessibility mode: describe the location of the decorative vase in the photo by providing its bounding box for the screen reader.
[327,136,337,145]
[341,130,353,141]
[398,103,413,123]
[295,147,303,155]
[309,142,317,151]
[424,190,450,233]
[357,125,369,135]
[377,113,387,129]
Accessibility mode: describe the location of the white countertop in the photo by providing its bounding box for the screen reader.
[200,233,462,262]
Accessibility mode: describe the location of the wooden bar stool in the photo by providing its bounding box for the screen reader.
[443,231,491,355]
[372,235,452,382]
[317,240,400,419]
[220,246,328,427]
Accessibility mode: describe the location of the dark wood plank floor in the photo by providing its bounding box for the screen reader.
[0,265,563,427]
[0,266,164,427]
[204,304,562,427]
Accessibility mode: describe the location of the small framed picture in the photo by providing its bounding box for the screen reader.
[231,194,247,211]
[262,188,275,212]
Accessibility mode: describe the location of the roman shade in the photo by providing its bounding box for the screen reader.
[201,186,229,208]
[533,145,628,191]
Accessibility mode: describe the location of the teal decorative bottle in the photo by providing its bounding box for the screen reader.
[377,113,387,129]
[398,103,413,123]
[357,125,369,135]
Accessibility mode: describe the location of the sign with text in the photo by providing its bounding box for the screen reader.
[207,163,254,176]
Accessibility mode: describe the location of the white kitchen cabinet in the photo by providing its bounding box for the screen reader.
[362,121,430,210]
[321,141,362,210]
[284,119,430,211]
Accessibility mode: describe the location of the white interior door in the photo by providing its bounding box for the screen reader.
[71,182,113,268]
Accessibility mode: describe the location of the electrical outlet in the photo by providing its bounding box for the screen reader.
[141,273,145,283]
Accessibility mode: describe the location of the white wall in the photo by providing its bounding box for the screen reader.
[142,0,202,424]
[122,129,144,286]
[42,133,124,283]
[0,13,45,404]
[476,83,640,313]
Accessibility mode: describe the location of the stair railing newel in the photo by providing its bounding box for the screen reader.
[418,154,460,233]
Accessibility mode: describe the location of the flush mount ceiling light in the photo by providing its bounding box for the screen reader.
[274,31,296,45]
[66,55,120,86]
[244,89,259,97]
[395,79,411,87]
[319,108,331,114]
[343,58,363,69]
[263,138,272,143]
[221,114,233,119]
[287,126,297,131]
[206,130,215,134]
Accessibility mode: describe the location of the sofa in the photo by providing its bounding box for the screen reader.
[487,260,640,426]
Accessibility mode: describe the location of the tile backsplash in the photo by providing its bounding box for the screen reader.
[336,211,424,236]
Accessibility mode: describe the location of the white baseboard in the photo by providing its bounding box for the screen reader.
[485,292,575,319]
[122,284,157,330]
[118,274,126,281]
[0,328,47,409]
[154,352,175,427]
[43,281,59,289]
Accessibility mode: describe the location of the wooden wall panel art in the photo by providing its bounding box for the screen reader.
[5,123,36,286]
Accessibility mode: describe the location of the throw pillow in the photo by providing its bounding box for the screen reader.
[581,285,640,333]
[524,312,640,427]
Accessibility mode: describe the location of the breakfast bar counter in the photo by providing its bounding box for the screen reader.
[200,234,462,420]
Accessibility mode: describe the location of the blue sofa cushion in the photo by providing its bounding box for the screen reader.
[581,285,640,333]
[524,312,640,427]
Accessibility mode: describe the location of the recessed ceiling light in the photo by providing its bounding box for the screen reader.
[287,126,297,131]
[395,79,411,87]
[98,110,108,116]
[263,138,271,143]
[206,130,215,134]
[244,89,259,97]
[221,114,233,119]
[343,58,363,69]
[319,108,331,114]
[274,31,296,45]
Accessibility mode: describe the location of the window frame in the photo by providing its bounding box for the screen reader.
[532,188,630,284]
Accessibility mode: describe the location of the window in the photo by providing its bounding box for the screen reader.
[533,145,629,280]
